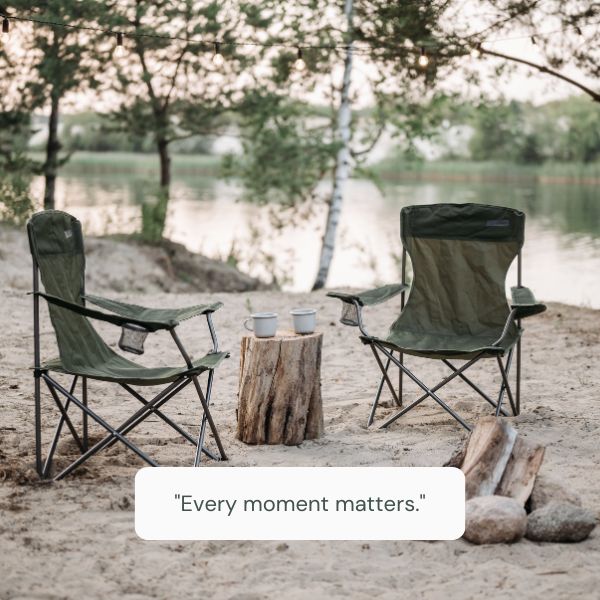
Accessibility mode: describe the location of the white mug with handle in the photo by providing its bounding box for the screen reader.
[244,312,278,338]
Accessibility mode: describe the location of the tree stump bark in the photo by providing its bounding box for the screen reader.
[237,332,323,445]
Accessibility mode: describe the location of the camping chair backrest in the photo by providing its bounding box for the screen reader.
[392,203,525,338]
[28,210,115,370]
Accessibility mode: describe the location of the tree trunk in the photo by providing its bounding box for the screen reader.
[142,136,171,242]
[312,0,354,290]
[43,90,60,210]
[237,332,323,445]
[158,137,171,188]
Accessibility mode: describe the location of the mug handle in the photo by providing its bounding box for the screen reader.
[243,317,254,332]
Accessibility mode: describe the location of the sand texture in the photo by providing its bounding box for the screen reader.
[1,279,599,598]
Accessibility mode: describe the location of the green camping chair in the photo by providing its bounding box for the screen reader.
[328,203,546,431]
[28,210,229,480]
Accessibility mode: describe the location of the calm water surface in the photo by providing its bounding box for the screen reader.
[33,173,600,307]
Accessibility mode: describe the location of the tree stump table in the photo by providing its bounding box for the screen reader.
[237,331,323,445]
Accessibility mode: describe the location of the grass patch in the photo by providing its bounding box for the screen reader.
[28,151,222,177]
[371,158,600,184]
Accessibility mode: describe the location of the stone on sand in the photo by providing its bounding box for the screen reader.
[526,502,596,543]
[464,496,527,545]
[528,474,582,512]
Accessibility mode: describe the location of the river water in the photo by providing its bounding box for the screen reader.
[38,173,600,307]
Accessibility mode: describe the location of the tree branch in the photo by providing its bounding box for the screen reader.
[350,120,386,158]
[481,46,600,103]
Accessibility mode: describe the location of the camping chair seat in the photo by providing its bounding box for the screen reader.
[362,327,520,360]
[42,350,228,386]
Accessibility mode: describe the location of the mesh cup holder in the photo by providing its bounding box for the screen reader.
[340,302,360,327]
[119,323,149,355]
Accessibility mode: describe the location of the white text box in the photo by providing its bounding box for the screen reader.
[135,467,465,541]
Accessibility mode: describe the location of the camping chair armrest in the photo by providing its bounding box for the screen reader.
[510,286,547,319]
[327,284,407,333]
[33,292,172,332]
[83,294,223,326]
[327,283,408,307]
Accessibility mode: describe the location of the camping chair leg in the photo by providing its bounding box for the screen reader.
[57,378,194,480]
[120,383,199,448]
[34,374,43,477]
[495,349,514,417]
[367,354,392,427]
[42,376,79,478]
[103,378,192,451]
[398,352,404,407]
[370,346,401,406]
[192,373,227,463]
[43,377,85,453]
[377,346,480,431]
[120,382,217,460]
[194,370,214,466]
[516,335,522,415]
[169,329,227,463]
[82,377,89,451]
[441,359,510,417]
[45,374,161,480]
[496,356,517,418]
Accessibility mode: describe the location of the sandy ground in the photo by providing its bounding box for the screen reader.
[1,277,600,598]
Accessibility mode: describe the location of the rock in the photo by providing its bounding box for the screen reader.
[464,496,527,544]
[526,502,596,543]
[529,475,582,512]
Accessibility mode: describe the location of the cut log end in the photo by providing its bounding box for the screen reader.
[454,416,545,507]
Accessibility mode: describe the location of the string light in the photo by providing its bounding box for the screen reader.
[1,10,595,67]
[114,31,125,57]
[212,41,224,66]
[294,47,306,71]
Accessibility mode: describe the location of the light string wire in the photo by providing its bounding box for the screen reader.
[1,11,598,60]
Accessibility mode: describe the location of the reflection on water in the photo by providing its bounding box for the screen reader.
[32,173,600,307]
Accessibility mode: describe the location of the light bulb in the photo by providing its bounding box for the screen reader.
[294,48,306,72]
[114,32,125,57]
[418,47,429,68]
[213,42,224,66]
[470,46,481,59]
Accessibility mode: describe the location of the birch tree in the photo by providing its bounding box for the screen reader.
[312,0,354,290]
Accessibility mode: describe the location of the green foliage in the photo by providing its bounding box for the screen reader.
[0,170,35,225]
[140,190,169,243]
[468,97,600,164]
[0,111,36,225]
[226,94,339,206]
[469,101,542,164]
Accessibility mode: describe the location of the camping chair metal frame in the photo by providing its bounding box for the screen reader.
[328,205,545,432]
[31,235,227,482]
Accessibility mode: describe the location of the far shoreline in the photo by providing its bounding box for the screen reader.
[27,151,600,186]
